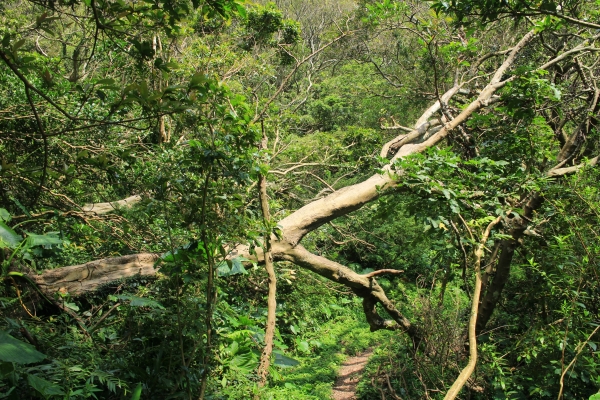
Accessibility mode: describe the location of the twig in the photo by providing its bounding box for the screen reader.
[88,303,121,333]
[363,269,404,279]
[558,325,600,399]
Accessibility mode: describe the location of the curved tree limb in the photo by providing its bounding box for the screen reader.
[278,244,419,338]
[444,216,502,400]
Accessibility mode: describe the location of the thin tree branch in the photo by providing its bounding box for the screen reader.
[444,216,501,400]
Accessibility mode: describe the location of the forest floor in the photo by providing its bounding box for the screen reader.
[257,313,390,400]
[331,348,374,400]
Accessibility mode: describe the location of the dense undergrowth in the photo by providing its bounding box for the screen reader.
[1,258,391,399]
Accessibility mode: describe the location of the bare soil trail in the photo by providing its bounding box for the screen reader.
[331,348,373,400]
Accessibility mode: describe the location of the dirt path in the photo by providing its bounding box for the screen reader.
[331,348,373,400]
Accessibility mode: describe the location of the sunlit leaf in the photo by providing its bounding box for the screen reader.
[0,222,21,249]
[273,352,300,368]
[117,295,165,309]
[0,209,10,222]
[229,257,248,275]
[25,232,62,249]
[130,383,142,400]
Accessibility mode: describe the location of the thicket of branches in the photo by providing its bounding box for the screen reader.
[1,0,599,398]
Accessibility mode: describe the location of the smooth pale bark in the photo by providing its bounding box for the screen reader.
[82,195,142,215]
[444,217,501,400]
[277,173,394,246]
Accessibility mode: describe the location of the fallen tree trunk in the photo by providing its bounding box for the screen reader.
[82,195,142,215]
[26,253,160,296]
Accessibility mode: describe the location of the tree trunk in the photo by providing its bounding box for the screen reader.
[257,129,277,386]
[25,253,160,297]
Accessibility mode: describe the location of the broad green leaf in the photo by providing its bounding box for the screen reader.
[297,341,310,353]
[217,261,231,277]
[64,302,79,312]
[12,39,26,52]
[27,374,65,397]
[227,352,257,374]
[589,342,597,351]
[235,2,247,19]
[117,295,165,309]
[160,250,176,262]
[160,249,189,263]
[230,257,248,275]
[130,383,142,400]
[0,330,46,364]
[0,222,21,249]
[226,340,239,355]
[273,352,299,368]
[190,73,207,86]
[0,209,10,222]
[25,232,62,249]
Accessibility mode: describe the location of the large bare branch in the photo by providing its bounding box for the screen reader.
[390,30,537,161]
[380,82,464,159]
[278,173,394,246]
[547,155,599,177]
[278,27,535,246]
[276,31,537,249]
[278,244,419,338]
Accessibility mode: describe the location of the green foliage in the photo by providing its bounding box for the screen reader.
[240,3,301,64]
[431,0,586,26]
[1,0,600,398]
[0,221,21,249]
[309,95,351,132]
[0,330,46,364]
